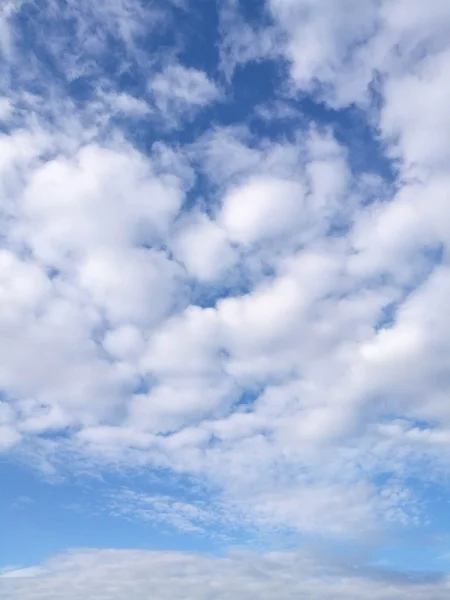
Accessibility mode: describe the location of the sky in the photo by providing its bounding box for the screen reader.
[2,0,450,598]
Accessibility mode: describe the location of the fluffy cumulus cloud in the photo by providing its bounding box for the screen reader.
[2,0,450,595]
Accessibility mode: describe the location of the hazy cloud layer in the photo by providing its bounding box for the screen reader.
[2,548,449,600]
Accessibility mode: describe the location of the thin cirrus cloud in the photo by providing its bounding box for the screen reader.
[1,0,450,597]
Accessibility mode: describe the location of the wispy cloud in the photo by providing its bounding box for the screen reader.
[149,63,221,125]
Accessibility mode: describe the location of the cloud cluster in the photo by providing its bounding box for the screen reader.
[2,0,450,548]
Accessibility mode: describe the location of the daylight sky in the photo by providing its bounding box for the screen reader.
[2,0,450,598]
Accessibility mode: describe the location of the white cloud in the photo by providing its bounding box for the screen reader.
[380,47,450,173]
[107,489,215,534]
[0,97,12,121]
[221,0,450,112]
[0,425,21,451]
[268,0,379,103]
[219,1,282,79]
[103,325,144,360]
[172,212,237,281]
[1,566,44,579]
[219,176,305,245]
[150,63,220,123]
[1,548,448,599]
[103,92,152,116]
[0,1,20,60]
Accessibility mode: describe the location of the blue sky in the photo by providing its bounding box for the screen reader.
[2,1,450,598]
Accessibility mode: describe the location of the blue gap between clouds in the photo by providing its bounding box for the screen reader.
[370,475,450,574]
[0,459,248,568]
